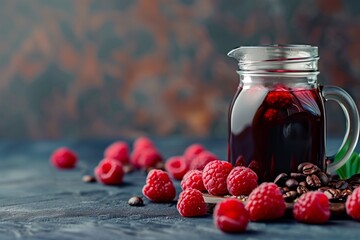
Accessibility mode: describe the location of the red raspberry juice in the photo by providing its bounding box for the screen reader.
[228,86,325,182]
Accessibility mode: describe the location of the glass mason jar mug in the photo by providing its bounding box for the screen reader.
[227,45,359,183]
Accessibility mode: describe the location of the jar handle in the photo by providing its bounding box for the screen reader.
[322,86,360,173]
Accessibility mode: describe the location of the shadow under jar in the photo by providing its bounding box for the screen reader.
[227,45,359,183]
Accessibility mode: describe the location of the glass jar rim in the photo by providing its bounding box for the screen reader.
[228,44,319,74]
[228,44,318,63]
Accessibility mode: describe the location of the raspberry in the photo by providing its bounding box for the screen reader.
[133,136,155,150]
[293,191,330,224]
[202,160,233,196]
[130,149,143,169]
[104,141,130,164]
[264,108,286,122]
[183,144,206,167]
[346,186,360,221]
[130,137,159,169]
[181,170,206,192]
[265,90,292,108]
[248,160,261,176]
[50,147,77,169]
[234,155,246,167]
[94,158,124,185]
[142,169,176,202]
[227,166,258,196]
[190,151,217,170]
[136,148,163,170]
[246,182,286,221]
[177,189,207,217]
[214,199,249,233]
[165,156,188,180]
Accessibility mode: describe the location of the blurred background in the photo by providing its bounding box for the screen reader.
[0,0,359,140]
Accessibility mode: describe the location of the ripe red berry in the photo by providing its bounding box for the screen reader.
[214,199,249,233]
[130,136,160,169]
[50,147,77,169]
[165,156,188,180]
[234,155,246,167]
[104,141,130,164]
[227,166,258,196]
[202,160,233,196]
[183,144,206,167]
[130,149,143,169]
[133,136,155,150]
[94,158,124,185]
[246,182,286,221]
[265,90,292,108]
[137,149,163,170]
[293,191,330,224]
[142,169,176,203]
[190,151,217,171]
[177,189,207,217]
[181,170,206,192]
[346,186,360,221]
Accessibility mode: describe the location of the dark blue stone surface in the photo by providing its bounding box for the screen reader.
[0,138,359,240]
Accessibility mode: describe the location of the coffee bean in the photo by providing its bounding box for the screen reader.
[290,172,306,181]
[274,173,288,186]
[317,171,329,185]
[297,162,312,172]
[352,184,360,190]
[299,181,307,187]
[285,178,299,189]
[328,180,337,188]
[123,164,135,174]
[297,185,309,195]
[348,174,360,186]
[335,180,349,190]
[302,163,319,175]
[82,175,96,183]
[128,196,144,206]
[283,190,298,202]
[324,188,341,200]
[341,189,352,198]
[279,187,286,195]
[282,186,290,193]
[318,186,330,192]
[306,174,321,188]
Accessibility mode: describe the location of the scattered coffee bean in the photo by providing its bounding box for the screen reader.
[285,178,299,189]
[306,174,321,188]
[299,181,307,187]
[348,174,360,185]
[296,185,309,195]
[297,162,312,172]
[283,190,298,202]
[282,186,290,193]
[290,172,306,181]
[318,186,330,192]
[82,175,96,183]
[302,163,319,175]
[317,171,329,185]
[341,189,352,198]
[328,180,337,188]
[279,187,286,195]
[123,164,135,174]
[335,180,349,190]
[274,173,288,186]
[128,196,144,206]
[273,161,357,204]
[145,162,165,173]
[324,188,341,201]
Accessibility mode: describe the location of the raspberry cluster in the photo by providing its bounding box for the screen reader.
[50,139,360,235]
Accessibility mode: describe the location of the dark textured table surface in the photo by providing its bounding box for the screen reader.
[0,138,359,240]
